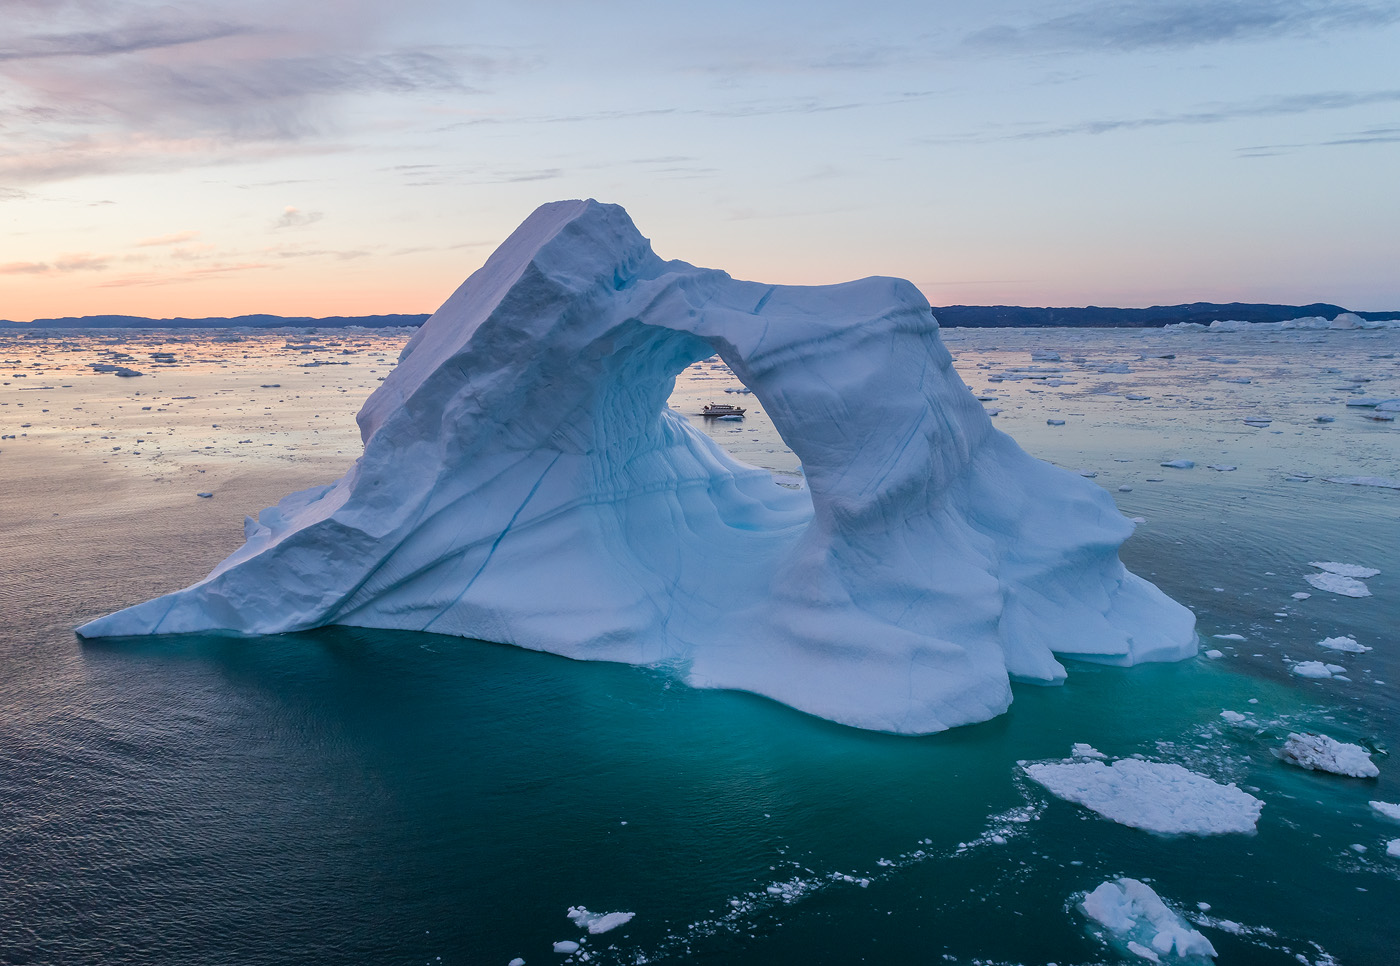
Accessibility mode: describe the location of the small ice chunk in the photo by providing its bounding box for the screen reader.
[1309,561,1380,579]
[1303,572,1372,597]
[1220,710,1245,723]
[1279,732,1379,778]
[1315,415,1336,422]
[1072,742,1107,759]
[1204,649,1224,659]
[1031,350,1062,362]
[196,492,214,498]
[1079,878,1217,960]
[1160,460,1194,469]
[1205,464,1236,472]
[552,941,580,954]
[1369,801,1400,821]
[1023,758,1262,834]
[1389,839,1400,858]
[567,907,635,934]
[1317,635,1370,653]
[1212,634,1245,641]
[1290,660,1345,678]
[1291,592,1311,600]
[1118,485,1133,492]
[1047,418,1066,426]
[509,959,526,966]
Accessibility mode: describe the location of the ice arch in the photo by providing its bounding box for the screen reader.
[79,200,1196,733]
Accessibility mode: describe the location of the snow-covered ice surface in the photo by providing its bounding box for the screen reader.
[566,907,634,934]
[1079,877,1217,961]
[76,200,1197,734]
[1022,757,1263,834]
[1303,572,1372,597]
[1278,732,1379,778]
[1370,801,1400,821]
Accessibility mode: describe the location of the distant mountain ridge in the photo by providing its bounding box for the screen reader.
[2,303,1398,329]
[928,302,1400,327]
[0,313,432,329]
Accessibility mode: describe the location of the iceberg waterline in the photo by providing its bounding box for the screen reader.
[77,199,1197,733]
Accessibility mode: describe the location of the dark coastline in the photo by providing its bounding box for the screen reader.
[2,302,1399,329]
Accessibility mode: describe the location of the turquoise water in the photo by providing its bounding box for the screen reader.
[2,327,1398,964]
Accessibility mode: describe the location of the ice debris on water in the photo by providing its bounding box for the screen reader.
[566,907,634,934]
[1370,801,1400,821]
[509,959,525,966]
[1203,649,1224,659]
[1072,742,1107,759]
[1079,877,1217,961]
[1309,561,1380,579]
[1212,634,1245,641]
[1289,661,1347,679]
[1317,635,1370,653]
[1278,732,1379,778]
[1023,757,1263,834]
[75,199,1197,735]
[1389,839,1400,858]
[1303,572,1372,598]
[552,941,579,954]
[1160,459,1195,469]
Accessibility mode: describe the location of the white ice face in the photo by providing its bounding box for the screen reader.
[77,199,1197,734]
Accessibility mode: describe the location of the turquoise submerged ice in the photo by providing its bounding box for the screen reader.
[77,200,1196,732]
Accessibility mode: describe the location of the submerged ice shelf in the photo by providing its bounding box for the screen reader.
[78,199,1197,733]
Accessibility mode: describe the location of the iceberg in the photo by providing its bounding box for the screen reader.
[1079,877,1218,961]
[77,199,1197,734]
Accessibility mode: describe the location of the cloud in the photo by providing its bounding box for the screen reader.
[135,230,200,246]
[0,261,50,275]
[272,205,323,229]
[97,261,271,287]
[0,251,110,274]
[922,88,1400,143]
[963,0,1400,54]
[0,4,526,186]
[0,20,252,61]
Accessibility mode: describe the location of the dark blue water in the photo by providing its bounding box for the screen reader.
[4,328,1399,965]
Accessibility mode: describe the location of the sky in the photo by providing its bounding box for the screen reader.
[2,0,1398,322]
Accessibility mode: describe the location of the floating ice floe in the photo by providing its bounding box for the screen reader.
[1212,633,1245,641]
[1072,742,1107,759]
[1203,649,1224,659]
[1389,839,1400,857]
[1317,635,1370,653]
[1079,877,1218,961]
[1161,460,1195,469]
[1370,801,1400,821]
[1047,418,1066,425]
[1303,573,1372,598]
[1278,732,1379,778]
[1289,660,1346,679]
[1205,464,1237,471]
[1291,592,1311,600]
[567,907,635,934]
[1310,561,1381,579]
[76,199,1197,735]
[1023,757,1263,834]
[552,940,580,953]
[1220,710,1257,727]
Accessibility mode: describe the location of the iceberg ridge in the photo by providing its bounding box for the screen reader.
[77,199,1197,733]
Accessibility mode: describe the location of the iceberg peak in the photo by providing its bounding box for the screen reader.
[77,199,1197,733]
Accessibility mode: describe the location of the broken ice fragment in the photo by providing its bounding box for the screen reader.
[1079,878,1218,961]
[1278,733,1378,778]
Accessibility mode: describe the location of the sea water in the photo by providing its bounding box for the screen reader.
[1,325,1397,965]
